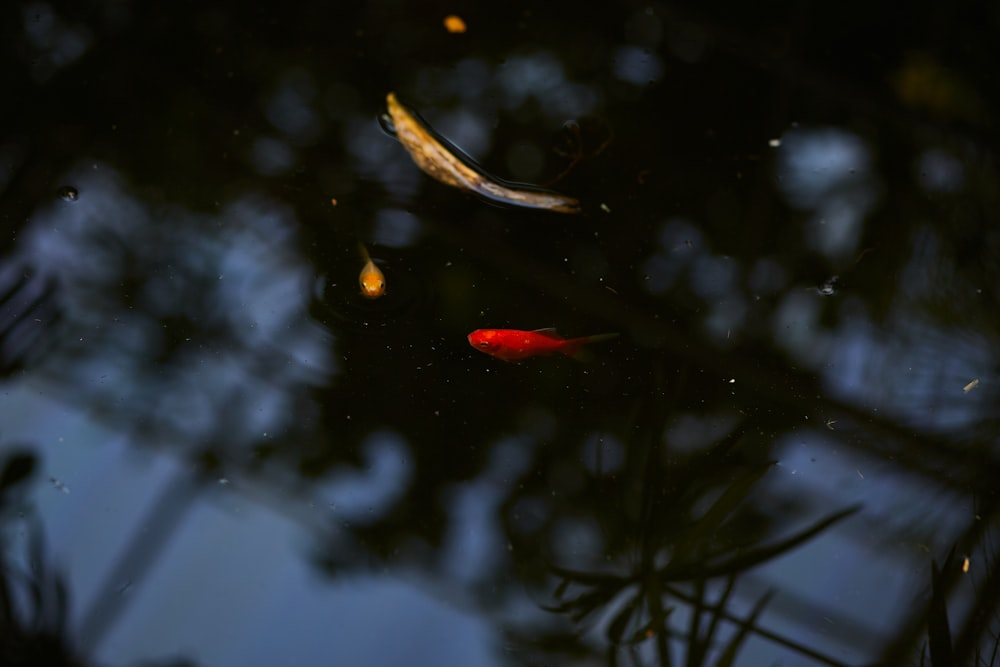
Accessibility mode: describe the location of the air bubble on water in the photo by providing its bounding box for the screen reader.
[58,185,79,201]
[817,275,839,296]
[377,112,397,137]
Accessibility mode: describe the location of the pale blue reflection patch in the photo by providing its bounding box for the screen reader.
[16,166,334,450]
[440,481,506,584]
[547,516,604,565]
[690,254,739,300]
[347,116,422,199]
[613,46,664,85]
[640,218,703,293]
[580,432,624,475]
[414,60,491,103]
[250,137,295,175]
[441,435,535,583]
[22,2,92,79]
[265,68,323,144]
[917,148,964,192]
[430,108,492,159]
[771,289,834,367]
[319,430,413,524]
[507,495,549,536]
[497,52,566,106]
[497,53,600,117]
[776,127,878,260]
[777,128,869,205]
[664,413,741,454]
[233,575,499,667]
[749,257,789,295]
[373,208,422,248]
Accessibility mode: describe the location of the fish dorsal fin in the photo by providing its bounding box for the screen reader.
[531,328,563,340]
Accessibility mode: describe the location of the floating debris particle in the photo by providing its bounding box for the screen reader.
[963,378,979,393]
[49,477,70,494]
[58,186,79,201]
[962,556,970,573]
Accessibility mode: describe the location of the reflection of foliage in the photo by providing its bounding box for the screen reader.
[535,429,859,666]
[0,451,204,667]
[919,546,1000,667]
[0,515,77,667]
[0,264,61,378]
[0,450,79,667]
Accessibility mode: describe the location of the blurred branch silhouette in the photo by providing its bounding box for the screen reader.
[0,449,80,667]
[0,262,61,378]
[0,450,206,667]
[536,425,860,667]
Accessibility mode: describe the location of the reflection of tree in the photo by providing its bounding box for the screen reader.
[0,449,79,666]
[509,418,859,666]
[2,2,1000,665]
[0,450,205,667]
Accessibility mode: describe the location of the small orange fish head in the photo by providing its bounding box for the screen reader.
[359,260,386,299]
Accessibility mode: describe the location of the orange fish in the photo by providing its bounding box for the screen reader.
[467,328,617,362]
[358,243,385,299]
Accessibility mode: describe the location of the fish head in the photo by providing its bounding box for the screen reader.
[359,262,386,299]
[467,329,502,356]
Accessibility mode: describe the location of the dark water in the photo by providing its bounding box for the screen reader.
[2,2,999,666]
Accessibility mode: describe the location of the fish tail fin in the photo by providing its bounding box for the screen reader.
[583,333,619,345]
[561,333,619,360]
[357,243,372,262]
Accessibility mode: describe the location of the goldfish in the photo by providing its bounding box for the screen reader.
[384,92,581,214]
[358,243,385,299]
[467,328,617,362]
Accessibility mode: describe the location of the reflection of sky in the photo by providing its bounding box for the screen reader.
[14,166,334,452]
[0,156,502,664]
[21,2,92,81]
[317,430,413,524]
[3,391,503,667]
[777,127,879,260]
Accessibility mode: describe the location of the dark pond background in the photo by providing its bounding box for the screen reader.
[2,1,1000,666]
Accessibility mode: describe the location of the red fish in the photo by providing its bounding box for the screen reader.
[467,328,617,362]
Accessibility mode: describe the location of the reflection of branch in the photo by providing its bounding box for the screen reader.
[547,479,859,666]
[0,514,77,666]
[663,583,847,667]
[662,505,860,581]
[0,263,61,378]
